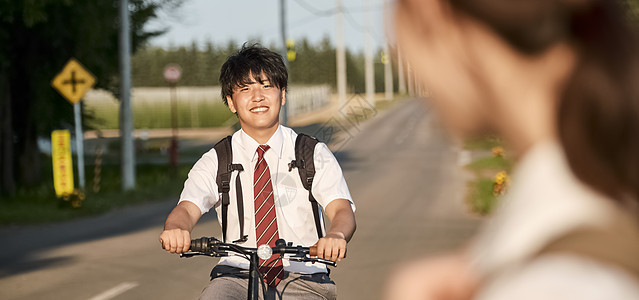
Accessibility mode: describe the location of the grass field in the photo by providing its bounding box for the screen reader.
[0,162,190,225]
[463,136,513,216]
[84,88,235,129]
[1,92,397,226]
[84,85,331,130]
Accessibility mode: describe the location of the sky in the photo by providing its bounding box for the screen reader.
[146,0,393,52]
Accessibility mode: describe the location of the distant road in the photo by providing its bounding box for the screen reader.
[0,98,480,300]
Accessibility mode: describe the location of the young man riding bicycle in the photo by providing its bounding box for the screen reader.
[159,44,356,300]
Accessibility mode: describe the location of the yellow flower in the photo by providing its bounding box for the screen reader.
[495,171,508,185]
[492,146,504,157]
[493,171,510,196]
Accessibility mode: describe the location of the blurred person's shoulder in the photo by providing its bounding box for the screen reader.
[478,199,639,300]
[477,252,639,300]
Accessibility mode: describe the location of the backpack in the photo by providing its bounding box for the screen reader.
[213,133,324,243]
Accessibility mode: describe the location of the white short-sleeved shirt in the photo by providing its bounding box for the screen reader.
[179,125,354,274]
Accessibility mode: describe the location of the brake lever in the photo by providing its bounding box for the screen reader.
[180,252,197,258]
[312,258,337,267]
[180,251,225,258]
[180,251,208,258]
[286,256,337,267]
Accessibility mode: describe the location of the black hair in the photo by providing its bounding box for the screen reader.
[219,43,288,106]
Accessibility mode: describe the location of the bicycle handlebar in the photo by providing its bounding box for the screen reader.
[181,237,336,267]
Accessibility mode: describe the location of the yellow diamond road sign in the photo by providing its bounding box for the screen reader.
[51,58,96,104]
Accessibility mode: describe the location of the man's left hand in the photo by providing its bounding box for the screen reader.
[314,231,348,262]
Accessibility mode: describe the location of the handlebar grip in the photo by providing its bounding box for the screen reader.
[190,238,204,252]
[190,237,219,252]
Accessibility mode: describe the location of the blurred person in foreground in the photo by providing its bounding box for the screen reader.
[386,0,639,299]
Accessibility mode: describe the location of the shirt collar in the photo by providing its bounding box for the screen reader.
[470,140,618,277]
[237,125,284,161]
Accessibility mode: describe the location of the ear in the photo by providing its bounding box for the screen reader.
[226,95,237,113]
[280,89,286,107]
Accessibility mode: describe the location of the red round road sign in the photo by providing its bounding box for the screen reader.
[164,64,181,83]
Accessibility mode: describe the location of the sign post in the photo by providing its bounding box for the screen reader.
[51,58,96,190]
[164,64,181,173]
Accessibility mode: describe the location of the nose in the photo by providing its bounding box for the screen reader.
[251,88,265,102]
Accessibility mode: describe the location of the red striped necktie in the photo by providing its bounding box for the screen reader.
[253,145,284,287]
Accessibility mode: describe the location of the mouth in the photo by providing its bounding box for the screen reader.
[250,106,269,113]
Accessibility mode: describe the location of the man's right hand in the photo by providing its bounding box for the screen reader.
[159,228,191,253]
[159,201,202,253]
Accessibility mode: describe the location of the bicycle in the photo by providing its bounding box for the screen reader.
[181,237,337,300]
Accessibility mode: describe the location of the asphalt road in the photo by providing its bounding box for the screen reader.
[0,98,480,300]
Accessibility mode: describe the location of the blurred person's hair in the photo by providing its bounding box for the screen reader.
[219,43,288,106]
[451,0,639,209]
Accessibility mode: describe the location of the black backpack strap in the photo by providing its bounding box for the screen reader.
[288,133,323,239]
[214,136,247,243]
[230,162,247,243]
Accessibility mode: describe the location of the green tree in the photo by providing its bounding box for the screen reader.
[289,36,336,87]
[0,0,181,196]
[627,0,639,21]
[129,37,388,94]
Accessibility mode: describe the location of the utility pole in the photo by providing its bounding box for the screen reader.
[119,0,135,190]
[407,64,415,97]
[383,42,393,100]
[397,47,407,95]
[364,0,375,108]
[73,103,85,189]
[382,0,394,100]
[336,0,347,106]
[280,0,289,126]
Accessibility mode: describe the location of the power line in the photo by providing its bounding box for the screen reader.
[290,1,384,37]
[247,0,388,50]
[343,8,366,33]
[292,0,384,18]
[292,0,337,16]
[342,6,388,51]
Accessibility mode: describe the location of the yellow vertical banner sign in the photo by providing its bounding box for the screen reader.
[51,130,74,197]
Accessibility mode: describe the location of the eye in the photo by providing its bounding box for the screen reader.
[239,86,249,92]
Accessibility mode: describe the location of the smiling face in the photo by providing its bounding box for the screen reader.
[226,72,286,138]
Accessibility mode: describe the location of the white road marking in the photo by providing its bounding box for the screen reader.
[88,281,139,300]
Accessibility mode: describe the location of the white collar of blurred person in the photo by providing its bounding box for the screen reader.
[470,139,621,276]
